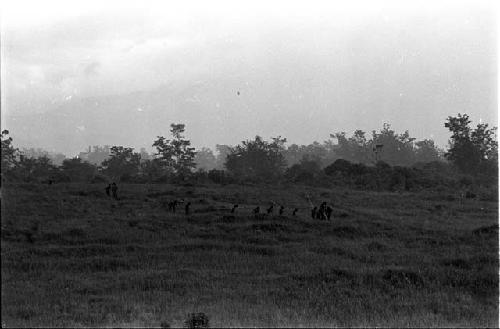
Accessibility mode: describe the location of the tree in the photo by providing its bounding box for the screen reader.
[153,124,197,177]
[225,136,287,182]
[60,158,97,182]
[101,146,141,181]
[414,139,441,163]
[285,155,322,182]
[194,147,217,171]
[12,155,58,182]
[445,113,498,174]
[371,124,416,166]
[1,130,19,171]
[139,158,166,182]
[331,130,372,164]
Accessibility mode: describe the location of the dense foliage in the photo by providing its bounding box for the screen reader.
[1,115,497,191]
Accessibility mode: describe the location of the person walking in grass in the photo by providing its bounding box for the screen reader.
[105,184,111,197]
[311,206,317,219]
[317,202,328,220]
[111,182,118,200]
[325,205,333,220]
[185,202,191,215]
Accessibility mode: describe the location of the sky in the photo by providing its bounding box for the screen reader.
[1,0,498,156]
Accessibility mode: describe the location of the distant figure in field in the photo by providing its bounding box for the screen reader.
[279,205,284,216]
[231,204,238,213]
[185,202,191,215]
[267,205,274,215]
[105,184,111,197]
[317,202,327,220]
[111,183,118,199]
[311,206,317,219]
[293,208,298,216]
[168,200,178,213]
[253,206,260,215]
[325,205,333,220]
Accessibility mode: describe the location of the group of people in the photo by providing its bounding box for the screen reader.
[105,183,118,199]
[147,196,334,220]
[311,202,333,220]
[250,204,299,217]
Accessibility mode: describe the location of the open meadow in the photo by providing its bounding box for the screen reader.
[1,182,498,327]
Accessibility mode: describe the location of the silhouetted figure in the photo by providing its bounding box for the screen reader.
[237,91,240,96]
[253,206,260,215]
[185,202,191,215]
[267,205,274,214]
[279,205,284,215]
[168,200,178,213]
[325,206,333,220]
[293,208,298,216]
[111,183,118,199]
[105,184,111,197]
[311,207,317,219]
[317,202,327,220]
[231,204,238,213]
[48,179,53,185]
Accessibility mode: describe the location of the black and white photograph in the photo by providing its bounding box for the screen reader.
[1,0,498,327]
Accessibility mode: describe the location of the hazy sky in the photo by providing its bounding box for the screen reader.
[1,0,498,155]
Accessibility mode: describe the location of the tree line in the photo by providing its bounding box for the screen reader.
[1,114,497,190]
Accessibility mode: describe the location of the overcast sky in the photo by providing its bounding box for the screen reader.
[1,0,498,155]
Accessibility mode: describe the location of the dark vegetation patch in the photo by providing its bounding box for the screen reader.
[290,269,354,285]
[251,223,291,234]
[472,224,498,237]
[382,269,425,288]
[324,225,369,238]
[146,190,176,198]
[308,245,357,259]
[68,190,103,198]
[365,241,389,251]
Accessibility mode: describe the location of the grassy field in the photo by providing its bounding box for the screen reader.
[1,182,498,327]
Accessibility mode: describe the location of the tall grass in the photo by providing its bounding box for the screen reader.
[1,182,498,327]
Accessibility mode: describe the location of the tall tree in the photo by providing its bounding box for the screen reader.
[371,124,416,166]
[101,146,141,181]
[445,113,498,173]
[153,124,197,177]
[331,129,372,164]
[414,139,441,163]
[225,136,287,182]
[1,130,19,171]
[60,158,97,182]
